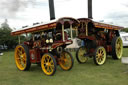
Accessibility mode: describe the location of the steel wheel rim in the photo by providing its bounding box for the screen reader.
[96,47,106,65]
[78,47,88,63]
[115,37,123,59]
[59,52,72,70]
[15,46,27,70]
[41,54,55,75]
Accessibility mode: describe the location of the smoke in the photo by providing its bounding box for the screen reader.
[0,0,36,18]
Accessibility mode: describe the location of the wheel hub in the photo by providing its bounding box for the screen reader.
[46,62,51,66]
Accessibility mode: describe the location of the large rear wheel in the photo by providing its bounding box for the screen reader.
[59,51,74,71]
[41,53,56,76]
[93,46,106,65]
[111,37,123,59]
[76,46,88,63]
[14,44,31,71]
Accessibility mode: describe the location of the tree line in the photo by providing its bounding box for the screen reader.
[0,19,25,50]
[121,28,128,33]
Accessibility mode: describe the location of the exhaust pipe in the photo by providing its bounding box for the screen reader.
[48,0,56,20]
[88,0,93,19]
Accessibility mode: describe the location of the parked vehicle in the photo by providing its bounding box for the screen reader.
[76,18,123,65]
[11,17,79,76]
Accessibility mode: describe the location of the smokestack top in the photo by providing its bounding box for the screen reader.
[88,0,93,19]
[49,0,55,20]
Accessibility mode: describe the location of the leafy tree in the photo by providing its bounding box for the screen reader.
[121,28,128,33]
[1,19,11,31]
[0,19,25,49]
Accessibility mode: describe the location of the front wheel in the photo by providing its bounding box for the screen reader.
[76,46,88,64]
[41,53,57,76]
[14,44,31,71]
[111,37,123,59]
[59,51,74,71]
[93,46,106,65]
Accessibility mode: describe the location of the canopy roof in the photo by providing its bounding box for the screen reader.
[78,18,124,30]
[11,17,79,36]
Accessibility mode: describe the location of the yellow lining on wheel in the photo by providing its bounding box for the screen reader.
[77,47,88,63]
[95,47,106,65]
[41,54,55,76]
[59,51,73,70]
[115,37,123,59]
[15,45,27,71]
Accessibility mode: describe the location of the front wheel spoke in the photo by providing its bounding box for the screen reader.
[96,52,99,56]
[61,60,65,64]
[23,58,26,63]
[96,58,99,62]
[99,49,101,54]
[44,58,47,63]
[98,58,101,63]
[80,56,84,60]
[100,50,103,55]
[117,51,120,55]
[16,57,21,60]
[23,57,26,61]
[101,51,103,54]
[21,59,25,64]
[79,53,83,56]
[45,57,48,62]
[50,60,53,64]
[50,64,54,67]
[64,59,68,64]
[17,52,21,57]
[21,61,25,67]
[17,49,22,54]
[23,53,26,57]
[49,66,53,72]
[64,54,68,58]
[101,53,104,56]
[48,66,51,72]
[47,57,51,62]
[44,60,47,64]
[66,59,70,64]
[46,66,50,72]
[99,49,102,54]
[101,57,103,61]
[96,55,99,58]
[44,64,47,68]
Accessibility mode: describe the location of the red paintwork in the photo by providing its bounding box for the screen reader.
[106,45,112,53]
[78,34,95,40]
[93,22,123,30]
[29,48,41,63]
[89,48,95,56]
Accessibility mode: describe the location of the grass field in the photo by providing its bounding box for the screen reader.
[0,48,128,85]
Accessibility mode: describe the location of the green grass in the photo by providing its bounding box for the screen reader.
[0,48,128,85]
[122,48,128,57]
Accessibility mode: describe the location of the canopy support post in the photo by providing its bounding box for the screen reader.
[18,36,21,44]
[62,24,65,41]
[70,24,73,40]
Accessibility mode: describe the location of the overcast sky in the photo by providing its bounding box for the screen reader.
[0,0,128,30]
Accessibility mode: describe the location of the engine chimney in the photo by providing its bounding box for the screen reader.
[48,0,55,20]
[88,0,93,19]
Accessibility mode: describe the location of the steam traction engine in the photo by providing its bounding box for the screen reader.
[76,18,123,65]
[11,17,79,76]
